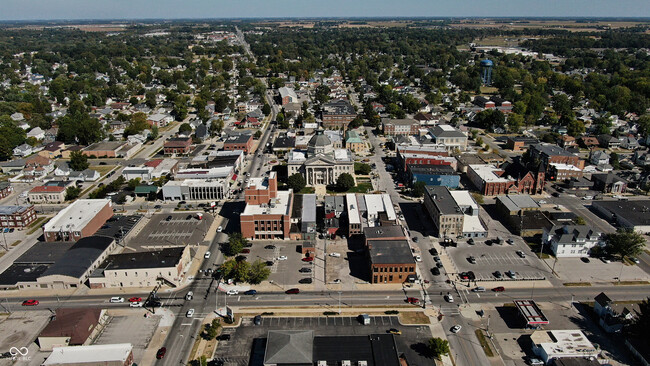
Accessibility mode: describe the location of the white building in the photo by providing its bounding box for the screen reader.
[542,224,603,257]
[531,330,598,364]
[449,190,487,238]
[162,179,230,201]
[43,343,134,366]
[175,166,233,180]
[287,130,354,186]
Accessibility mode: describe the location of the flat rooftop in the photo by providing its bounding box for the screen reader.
[84,141,125,151]
[364,225,406,240]
[0,205,32,215]
[99,246,185,271]
[497,195,540,212]
[224,134,252,144]
[514,299,549,325]
[43,343,133,365]
[346,193,361,224]
[592,199,650,227]
[469,164,513,183]
[425,186,460,215]
[43,199,111,233]
[368,239,415,264]
[242,190,292,216]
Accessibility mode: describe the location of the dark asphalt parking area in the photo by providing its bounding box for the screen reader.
[212,316,434,366]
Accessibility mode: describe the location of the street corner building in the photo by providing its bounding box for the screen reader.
[240,172,294,240]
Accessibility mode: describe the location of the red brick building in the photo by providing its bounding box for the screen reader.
[467,164,517,196]
[43,199,113,242]
[321,99,356,129]
[0,205,36,229]
[223,134,253,154]
[0,182,12,199]
[163,137,192,155]
[240,172,294,240]
[381,118,420,136]
[530,143,584,171]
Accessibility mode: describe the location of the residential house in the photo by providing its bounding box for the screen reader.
[38,141,65,159]
[27,127,45,140]
[589,150,610,166]
[579,136,600,148]
[69,169,101,182]
[619,136,640,150]
[194,123,209,141]
[593,292,638,333]
[633,150,650,166]
[542,224,603,257]
[558,135,577,148]
[0,182,12,199]
[23,155,54,177]
[147,113,173,127]
[598,134,621,149]
[13,144,33,157]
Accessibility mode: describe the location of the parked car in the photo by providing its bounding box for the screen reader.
[468,256,476,264]
[217,226,222,232]
[217,334,231,341]
[265,245,276,249]
[226,289,239,295]
[285,288,300,294]
[493,271,503,279]
[299,278,313,284]
[387,328,402,335]
[156,347,167,359]
[254,315,262,325]
[299,268,312,273]
[277,255,288,261]
[130,302,143,307]
[429,248,439,255]
[301,257,314,262]
[329,252,341,257]
[241,248,250,254]
[431,267,440,276]
[467,238,475,245]
[506,270,517,279]
[516,251,526,258]
[414,255,422,262]
[110,297,124,303]
[406,297,420,304]
[451,325,462,333]
[492,286,505,292]
[506,238,514,245]
[128,297,142,302]
[266,261,274,266]
[630,257,640,264]
[244,289,257,295]
[581,257,590,263]
[22,299,39,306]
[445,294,454,303]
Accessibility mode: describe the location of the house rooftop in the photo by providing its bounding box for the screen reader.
[368,239,415,264]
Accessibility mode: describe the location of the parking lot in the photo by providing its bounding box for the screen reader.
[243,241,315,286]
[128,213,213,250]
[213,316,432,366]
[94,313,161,363]
[542,257,650,283]
[325,238,370,286]
[447,238,550,281]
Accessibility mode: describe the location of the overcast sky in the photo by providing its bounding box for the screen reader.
[1,0,648,21]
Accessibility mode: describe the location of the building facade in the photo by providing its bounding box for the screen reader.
[542,224,603,257]
[287,130,354,186]
[163,137,192,155]
[240,172,294,240]
[381,118,420,136]
[321,99,356,129]
[43,199,113,242]
[0,205,37,229]
[467,164,516,196]
[223,134,253,154]
[162,179,229,201]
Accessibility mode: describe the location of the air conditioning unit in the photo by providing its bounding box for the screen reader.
[342,361,351,366]
[358,362,368,366]
[317,362,327,366]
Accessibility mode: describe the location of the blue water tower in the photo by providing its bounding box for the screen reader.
[480,59,493,85]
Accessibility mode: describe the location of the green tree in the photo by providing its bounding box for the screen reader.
[127,178,141,190]
[0,136,12,161]
[254,130,262,139]
[413,181,427,197]
[287,173,306,192]
[69,150,89,171]
[354,163,371,175]
[428,337,450,359]
[179,123,192,135]
[573,216,586,225]
[210,119,224,136]
[336,173,355,192]
[507,113,524,133]
[348,115,364,129]
[221,258,251,282]
[262,103,271,115]
[605,228,646,259]
[224,232,248,256]
[65,186,82,201]
[567,119,585,137]
[124,112,149,137]
[248,260,271,284]
[149,125,159,140]
[474,109,505,131]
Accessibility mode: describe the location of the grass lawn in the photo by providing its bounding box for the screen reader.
[563,282,592,287]
[475,329,495,357]
[298,187,316,194]
[398,311,430,325]
[92,165,117,177]
[26,216,49,235]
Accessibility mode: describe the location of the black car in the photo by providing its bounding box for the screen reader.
[217,334,231,341]
[467,238,475,245]
[493,271,503,279]
[299,278,313,284]
[266,261,274,266]
[431,267,440,275]
[165,215,172,221]
[145,300,162,307]
[264,245,276,249]
[436,261,443,268]
[254,315,262,325]
[581,257,590,263]
[299,267,312,273]
[429,248,439,256]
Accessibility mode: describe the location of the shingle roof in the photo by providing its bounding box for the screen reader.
[264,330,314,364]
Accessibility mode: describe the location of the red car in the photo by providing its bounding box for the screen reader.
[22,299,39,306]
[285,288,300,294]
[156,347,166,359]
[128,297,142,303]
[406,297,420,304]
[242,249,251,254]
[301,257,314,262]
[492,286,505,292]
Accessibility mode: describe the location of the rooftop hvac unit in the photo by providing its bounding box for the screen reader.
[358,362,368,366]
[342,361,351,366]
[318,362,327,366]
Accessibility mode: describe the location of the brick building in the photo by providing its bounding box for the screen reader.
[43,199,113,242]
[381,118,420,136]
[529,143,584,171]
[163,137,192,155]
[368,240,416,284]
[0,205,36,229]
[240,172,294,240]
[28,185,67,204]
[505,136,539,151]
[321,99,356,129]
[0,182,12,199]
[467,164,516,196]
[223,134,253,154]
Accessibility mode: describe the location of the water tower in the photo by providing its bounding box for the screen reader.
[480,59,493,85]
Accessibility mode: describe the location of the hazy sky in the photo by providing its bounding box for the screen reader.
[1,0,649,21]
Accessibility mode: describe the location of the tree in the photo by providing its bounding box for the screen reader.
[567,119,585,137]
[124,112,149,137]
[224,232,248,256]
[287,173,306,192]
[221,258,251,283]
[201,319,221,340]
[605,228,646,259]
[179,123,192,135]
[630,297,650,340]
[127,178,141,190]
[348,115,364,129]
[507,113,524,133]
[573,216,587,225]
[427,337,450,359]
[413,181,427,197]
[69,150,89,171]
[0,136,12,161]
[354,163,371,175]
[210,119,224,136]
[610,152,621,170]
[262,103,271,115]
[254,130,262,139]
[474,109,505,131]
[336,173,355,192]
[65,186,81,201]
[248,260,271,284]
